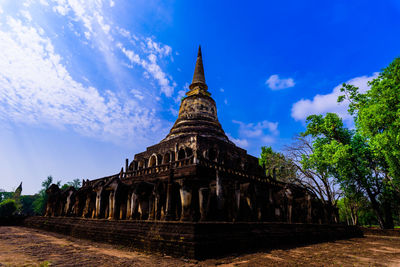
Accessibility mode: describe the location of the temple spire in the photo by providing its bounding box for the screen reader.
[188,45,209,93]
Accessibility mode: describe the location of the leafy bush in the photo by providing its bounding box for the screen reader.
[0,199,17,217]
[20,195,40,216]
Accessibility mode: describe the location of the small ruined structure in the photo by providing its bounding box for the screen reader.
[31,47,357,259]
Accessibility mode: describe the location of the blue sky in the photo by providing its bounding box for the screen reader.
[1,0,399,194]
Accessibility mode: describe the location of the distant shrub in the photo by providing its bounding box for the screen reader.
[0,199,17,217]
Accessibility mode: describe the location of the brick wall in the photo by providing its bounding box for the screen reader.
[24,217,362,259]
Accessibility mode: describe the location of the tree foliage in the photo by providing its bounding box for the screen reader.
[259,146,296,182]
[337,195,377,226]
[0,190,13,203]
[339,57,400,191]
[285,135,340,208]
[0,199,17,217]
[302,113,393,228]
[61,179,81,190]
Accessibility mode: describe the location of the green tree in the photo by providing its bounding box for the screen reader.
[339,58,400,189]
[0,199,17,217]
[61,179,81,190]
[285,135,340,210]
[0,189,13,202]
[302,113,393,229]
[259,146,296,182]
[20,195,40,216]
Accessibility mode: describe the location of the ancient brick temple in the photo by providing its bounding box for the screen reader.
[29,47,363,259]
[44,46,336,225]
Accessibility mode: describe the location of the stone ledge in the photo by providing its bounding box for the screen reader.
[23,216,363,259]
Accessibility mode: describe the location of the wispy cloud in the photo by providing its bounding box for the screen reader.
[49,0,176,97]
[233,120,279,137]
[0,0,178,148]
[266,74,295,90]
[228,119,279,155]
[0,5,170,147]
[175,83,189,103]
[291,73,378,124]
[226,133,249,148]
[117,43,175,96]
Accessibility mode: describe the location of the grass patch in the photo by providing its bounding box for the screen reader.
[39,260,51,267]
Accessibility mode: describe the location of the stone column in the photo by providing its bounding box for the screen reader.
[64,194,71,216]
[164,167,175,221]
[180,183,192,221]
[139,198,149,220]
[148,193,155,220]
[108,191,116,220]
[234,185,241,220]
[126,192,132,219]
[119,199,126,220]
[154,194,160,220]
[306,194,312,223]
[95,190,102,218]
[198,187,209,221]
[216,170,224,211]
[130,192,139,219]
[73,197,79,217]
[44,201,50,217]
[83,194,91,218]
[285,189,293,223]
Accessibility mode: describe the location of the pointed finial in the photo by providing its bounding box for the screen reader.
[189,45,208,91]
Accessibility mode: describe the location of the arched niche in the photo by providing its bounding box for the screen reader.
[149,154,157,167]
[163,152,171,164]
[185,147,193,157]
[138,160,145,169]
[157,154,162,165]
[208,148,217,161]
[178,148,186,160]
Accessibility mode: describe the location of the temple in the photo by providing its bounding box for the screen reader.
[43,46,337,225]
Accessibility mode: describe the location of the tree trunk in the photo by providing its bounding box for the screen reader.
[365,187,386,229]
[383,200,394,229]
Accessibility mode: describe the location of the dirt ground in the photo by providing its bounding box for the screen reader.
[0,227,400,266]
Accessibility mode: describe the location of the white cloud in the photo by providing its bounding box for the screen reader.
[130,89,144,100]
[175,82,189,103]
[39,0,49,6]
[46,0,176,97]
[228,120,279,154]
[291,73,378,124]
[0,16,165,145]
[266,74,295,90]
[20,10,32,22]
[118,44,175,97]
[145,37,172,57]
[176,90,186,103]
[233,120,279,137]
[226,133,249,148]
[169,107,179,117]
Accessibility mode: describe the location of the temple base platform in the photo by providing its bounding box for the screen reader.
[23,216,363,259]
